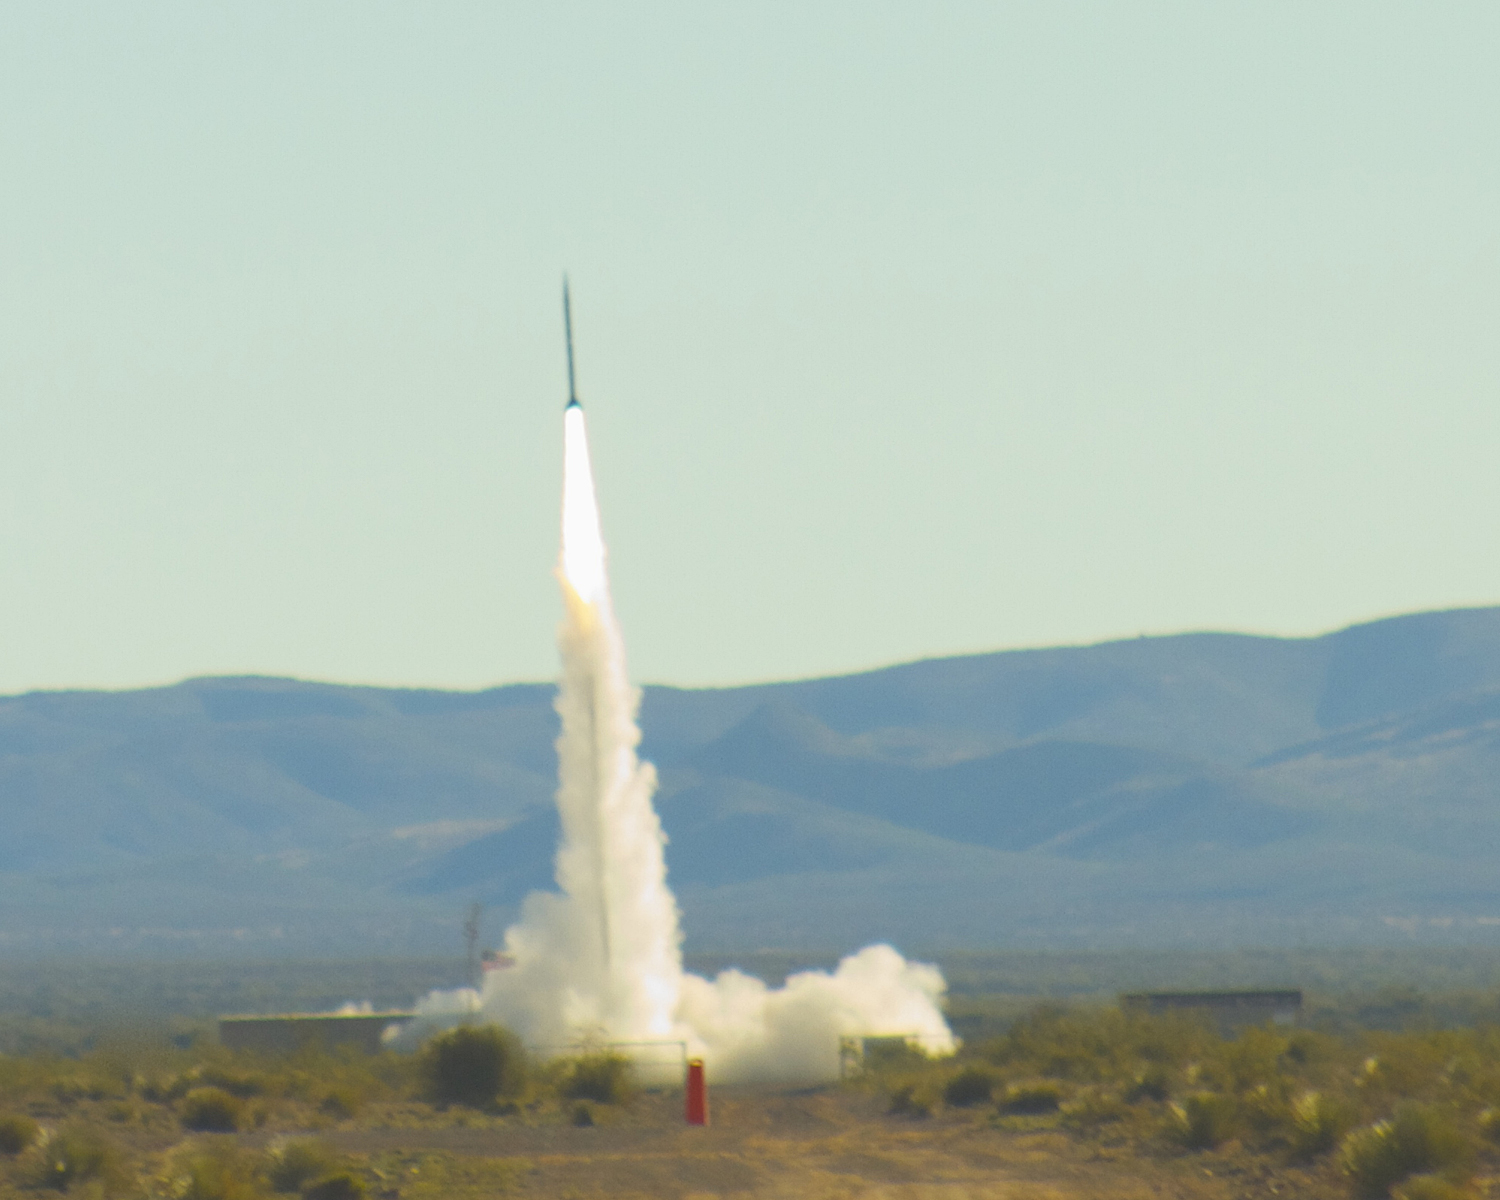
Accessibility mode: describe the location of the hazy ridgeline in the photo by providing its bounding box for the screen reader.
[5,606,1500,955]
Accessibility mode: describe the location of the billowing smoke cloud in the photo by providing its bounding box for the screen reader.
[411,404,952,1081]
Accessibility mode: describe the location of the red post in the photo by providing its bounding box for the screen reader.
[685,1057,709,1125]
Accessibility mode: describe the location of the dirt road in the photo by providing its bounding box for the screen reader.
[315,1088,1343,1200]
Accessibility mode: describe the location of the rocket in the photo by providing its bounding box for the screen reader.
[557,275,612,967]
[564,277,580,410]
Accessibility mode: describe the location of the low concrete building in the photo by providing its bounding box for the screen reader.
[1120,990,1302,1030]
[219,1012,414,1055]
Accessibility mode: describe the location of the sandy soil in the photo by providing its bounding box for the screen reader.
[308,1087,1353,1200]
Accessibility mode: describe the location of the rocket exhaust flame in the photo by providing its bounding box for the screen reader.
[560,405,608,610]
[561,403,627,971]
[406,287,955,1079]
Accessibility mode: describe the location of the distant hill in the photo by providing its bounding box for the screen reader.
[4,607,1500,956]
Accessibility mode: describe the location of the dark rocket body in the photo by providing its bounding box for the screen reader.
[564,277,581,410]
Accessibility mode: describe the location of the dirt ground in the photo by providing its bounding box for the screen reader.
[305,1086,1358,1200]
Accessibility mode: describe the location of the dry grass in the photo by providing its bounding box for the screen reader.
[3,1008,1500,1197]
[0,1081,1350,1199]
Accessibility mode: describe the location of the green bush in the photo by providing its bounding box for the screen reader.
[421,1025,528,1109]
[1289,1090,1356,1160]
[318,1086,364,1119]
[1283,1030,1336,1065]
[860,1037,930,1073]
[0,1112,39,1154]
[998,1081,1065,1115]
[942,1066,997,1108]
[1239,1083,1290,1135]
[30,1125,126,1193]
[979,1004,1211,1085]
[1342,1105,1474,1199]
[195,1066,268,1098]
[1060,1087,1129,1129]
[181,1086,245,1131]
[1392,1175,1476,1200]
[887,1083,932,1117]
[1215,1027,1288,1094]
[1475,1107,1500,1142]
[169,1139,266,1200]
[302,1172,367,1200]
[1170,1092,1238,1149]
[1125,1067,1172,1103]
[265,1139,337,1194]
[561,1052,633,1105]
[103,1100,137,1124]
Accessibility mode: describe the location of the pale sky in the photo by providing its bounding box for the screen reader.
[3,2,1498,693]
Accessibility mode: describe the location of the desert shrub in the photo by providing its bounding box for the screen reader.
[1342,1105,1474,1199]
[302,1172,367,1200]
[1283,1030,1337,1065]
[195,1066,268,1099]
[168,1139,266,1200]
[998,1081,1065,1115]
[1170,1092,1239,1149]
[138,1074,178,1104]
[0,1112,39,1154]
[887,1083,932,1117]
[50,1077,94,1105]
[1125,1066,1172,1103]
[1475,1107,1500,1142]
[1061,1087,1128,1129]
[268,1049,399,1110]
[861,1037,930,1073]
[1213,1027,1289,1093]
[181,1086,245,1132]
[570,1100,595,1126]
[1357,1037,1461,1102]
[104,1100,137,1123]
[141,1063,264,1104]
[943,1066,997,1108]
[421,1025,528,1108]
[1393,1175,1477,1200]
[561,1052,633,1105]
[318,1086,364,1119]
[1289,1090,1356,1160]
[265,1139,337,1194]
[1240,1082,1293,1135]
[30,1125,127,1193]
[981,1005,1115,1081]
[982,1004,1212,1085]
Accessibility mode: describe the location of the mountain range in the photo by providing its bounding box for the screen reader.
[3,606,1500,956]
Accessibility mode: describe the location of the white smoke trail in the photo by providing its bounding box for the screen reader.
[413,404,953,1080]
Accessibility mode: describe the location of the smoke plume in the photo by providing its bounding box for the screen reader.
[413,404,953,1080]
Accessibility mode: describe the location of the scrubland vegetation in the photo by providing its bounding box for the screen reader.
[8,954,1500,1196]
[0,1026,632,1198]
[855,1002,1500,1198]
[2,1009,1500,1197]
